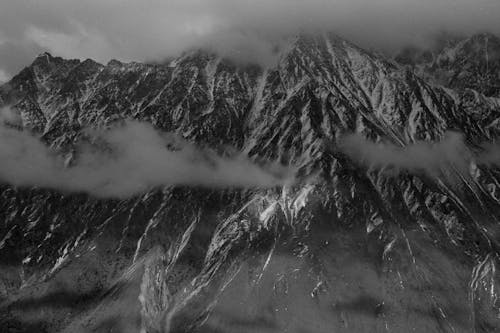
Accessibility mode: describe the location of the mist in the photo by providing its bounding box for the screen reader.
[337,131,500,179]
[0,0,499,77]
[0,108,292,198]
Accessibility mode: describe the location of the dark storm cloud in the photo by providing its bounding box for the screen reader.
[0,0,499,79]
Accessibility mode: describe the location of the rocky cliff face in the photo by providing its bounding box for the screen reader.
[1,33,500,332]
[397,33,500,98]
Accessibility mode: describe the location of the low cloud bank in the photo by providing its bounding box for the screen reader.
[337,131,500,178]
[0,108,293,198]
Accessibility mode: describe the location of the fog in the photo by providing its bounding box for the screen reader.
[337,131,500,180]
[0,107,292,198]
[0,0,499,79]
[338,132,471,176]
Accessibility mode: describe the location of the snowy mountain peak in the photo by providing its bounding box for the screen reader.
[1,32,500,332]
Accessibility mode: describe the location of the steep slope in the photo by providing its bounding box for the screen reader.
[1,33,500,332]
[397,33,500,97]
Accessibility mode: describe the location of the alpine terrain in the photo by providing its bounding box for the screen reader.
[1,32,500,333]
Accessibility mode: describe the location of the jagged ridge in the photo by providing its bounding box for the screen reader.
[1,33,500,332]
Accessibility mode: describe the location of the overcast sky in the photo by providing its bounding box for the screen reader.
[0,0,499,81]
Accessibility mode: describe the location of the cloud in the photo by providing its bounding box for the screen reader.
[0,107,293,198]
[337,132,473,177]
[0,105,22,124]
[0,68,9,83]
[477,143,500,167]
[0,0,499,78]
[337,131,500,184]
[25,25,114,63]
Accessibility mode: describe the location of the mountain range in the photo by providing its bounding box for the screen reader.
[1,32,500,332]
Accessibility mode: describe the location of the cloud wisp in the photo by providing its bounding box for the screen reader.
[337,132,473,177]
[0,108,293,198]
[337,131,500,181]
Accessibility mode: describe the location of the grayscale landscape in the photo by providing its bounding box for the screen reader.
[1,1,500,332]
